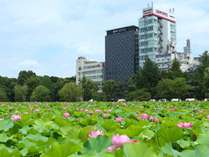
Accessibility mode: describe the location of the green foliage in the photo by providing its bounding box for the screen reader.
[0,102,207,156]
[0,145,20,157]
[59,82,82,102]
[123,143,157,157]
[14,85,28,102]
[31,85,51,102]
[189,51,209,99]
[0,87,8,102]
[166,58,184,79]
[128,88,151,101]
[156,77,191,99]
[0,120,14,131]
[41,140,82,157]
[81,78,98,101]
[85,136,111,153]
[102,80,124,101]
[135,58,160,91]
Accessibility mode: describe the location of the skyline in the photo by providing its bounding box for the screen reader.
[0,0,209,78]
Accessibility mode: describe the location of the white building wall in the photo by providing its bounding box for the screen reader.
[139,6,176,68]
[76,57,104,87]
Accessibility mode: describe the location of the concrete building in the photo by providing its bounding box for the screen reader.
[176,39,193,71]
[138,4,176,68]
[156,39,193,72]
[138,5,197,72]
[76,57,104,88]
[105,26,139,83]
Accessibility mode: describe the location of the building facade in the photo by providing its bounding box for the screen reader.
[76,57,104,88]
[138,5,176,67]
[155,39,193,72]
[105,26,139,83]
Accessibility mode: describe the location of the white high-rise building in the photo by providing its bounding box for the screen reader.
[76,57,104,88]
[139,5,176,68]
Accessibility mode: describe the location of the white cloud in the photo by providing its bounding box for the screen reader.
[0,0,208,77]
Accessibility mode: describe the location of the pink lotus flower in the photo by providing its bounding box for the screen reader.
[63,112,70,118]
[207,115,209,120]
[95,109,102,113]
[115,117,124,123]
[107,135,138,152]
[89,130,104,138]
[141,113,149,120]
[177,122,192,128]
[11,115,21,122]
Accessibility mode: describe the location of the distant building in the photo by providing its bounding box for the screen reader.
[139,5,176,67]
[105,26,139,83]
[76,57,104,88]
[176,39,193,72]
[156,39,193,72]
[190,57,201,70]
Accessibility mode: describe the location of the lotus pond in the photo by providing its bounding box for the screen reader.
[0,101,209,157]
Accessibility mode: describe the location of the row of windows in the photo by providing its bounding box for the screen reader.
[140,26,154,33]
[83,64,103,70]
[139,55,155,61]
[139,17,158,26]
[139,33,154,40]
[139,41,148,46]
[82,70,103,75]
[140,47,159,53]
[86,75,103,80]
[140,48,154,53]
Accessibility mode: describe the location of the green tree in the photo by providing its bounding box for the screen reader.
[134,58,160,96]
[59,83,82,102]
[189,51,209,99]
[81,78,98,101]
[0,77,16,101]
[156,77,191,100]
[26,76,40,100]
[128,88,151,101]
[17,71,36,85]
[0,87,8,102]
[14,85,28,102]
[165,58,184,79]
[102,80,124,101]
[31,85,51,102]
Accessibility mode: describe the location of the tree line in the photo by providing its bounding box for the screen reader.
[103,51,209,101]
[0,51,209,102]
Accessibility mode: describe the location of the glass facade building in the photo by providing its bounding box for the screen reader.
[105,26,139,83]
[138,6,176,68]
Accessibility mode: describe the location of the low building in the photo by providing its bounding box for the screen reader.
[190,57,200,70]
[76,57,104,88]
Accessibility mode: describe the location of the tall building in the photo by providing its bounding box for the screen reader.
[105,26,139,83]
[138,5,176,67]
[76,57,104,88]
[177,39,192,71]
[184,39,191,54]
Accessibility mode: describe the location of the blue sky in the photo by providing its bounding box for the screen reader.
[0,0,208,78]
